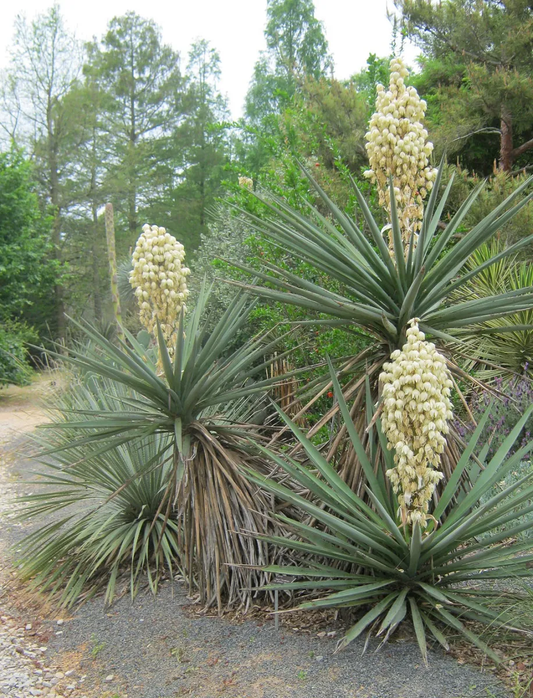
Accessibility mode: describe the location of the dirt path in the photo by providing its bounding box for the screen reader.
[0,377,510,698]
[0,376,57,441]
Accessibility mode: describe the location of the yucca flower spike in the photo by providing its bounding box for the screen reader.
[130,224,190,350]
[364,57,437,251]
[380,319,453,526]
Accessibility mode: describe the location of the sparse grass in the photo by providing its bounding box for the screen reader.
[89,633,106,659]
[170,645,188,663]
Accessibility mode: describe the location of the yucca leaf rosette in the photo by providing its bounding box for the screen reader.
[29,281,302,610]
[245,365,533,664]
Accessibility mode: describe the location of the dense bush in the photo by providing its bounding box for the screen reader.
[0,321,37,386]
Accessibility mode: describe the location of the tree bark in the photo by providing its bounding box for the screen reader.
[511,137,533,166]
[91,201,103,322]
[104,203,125,342]
[90,131,103,321]
[499,106,513,172]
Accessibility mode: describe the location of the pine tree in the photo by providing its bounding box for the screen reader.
[396,0,533,172]
[85,13,184,247]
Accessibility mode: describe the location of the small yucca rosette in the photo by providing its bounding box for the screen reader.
[129,224,190,348]
[379,319,453,526]
[364,57,437,249]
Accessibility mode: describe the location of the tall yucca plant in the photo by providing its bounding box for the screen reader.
[247,365,533,664]
[234,163,533,351]
[232,164,533,478]
[36,284,300,610]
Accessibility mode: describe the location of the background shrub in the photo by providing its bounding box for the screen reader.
[0,321,37,387]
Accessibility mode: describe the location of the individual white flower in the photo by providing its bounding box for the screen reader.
[379,319,453,527]
[130,224,190,352]
[364,57,437,255]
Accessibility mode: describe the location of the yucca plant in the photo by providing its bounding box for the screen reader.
[231,162,533,480]
[247,365,533,664]
[234,160,533,367]
[451,239,533,379]
[32,284,302,610]
[19,378,178,607]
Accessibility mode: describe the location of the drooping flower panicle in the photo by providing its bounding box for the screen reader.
[129,224,190,349]
[379,319,454,526]
[364,57,437,250]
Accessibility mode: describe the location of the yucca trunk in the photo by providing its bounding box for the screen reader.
[172,424,282,612]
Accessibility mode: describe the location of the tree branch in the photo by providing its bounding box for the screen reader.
[511,138,533,161]
[450,127,501,143]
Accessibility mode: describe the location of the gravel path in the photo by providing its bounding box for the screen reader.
[0,381,511,698]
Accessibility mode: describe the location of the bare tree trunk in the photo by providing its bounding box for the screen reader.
[90,131,103,321]
[499,105,513,172]
[91,201,103,321]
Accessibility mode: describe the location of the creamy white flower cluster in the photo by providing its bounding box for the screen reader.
[379,319,453,527]
[130,224,190,349]
[238,176,253,190]
[364,57,437,250]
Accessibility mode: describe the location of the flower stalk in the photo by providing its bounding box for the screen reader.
[104,203,125,342]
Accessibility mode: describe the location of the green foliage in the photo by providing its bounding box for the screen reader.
[248,368,533,663]
[0,320,37,387]
[236,162,533,362]
[242,0,334,173]
[410,58,499,174]
[0,147,56,321]
[467,375,533,460]
[145,40,230,251]
[352,53,390,116]
[265,0,333,81]
[84,12,184,246]
[277,78,370,180]
[2,5,83,341]
[0,145,58,373]
[396,0,533,171]
[479,460,533,544]
[245,0,333,125]
[19,378,178,606]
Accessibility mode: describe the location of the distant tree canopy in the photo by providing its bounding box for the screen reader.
[396,0,533,173]
[0,147,56,323]
[245,0,333,124]
[0,6,230,339]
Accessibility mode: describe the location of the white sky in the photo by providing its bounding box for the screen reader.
[0,0,420,119]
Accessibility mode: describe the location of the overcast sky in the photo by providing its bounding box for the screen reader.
[0,0,420,119]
